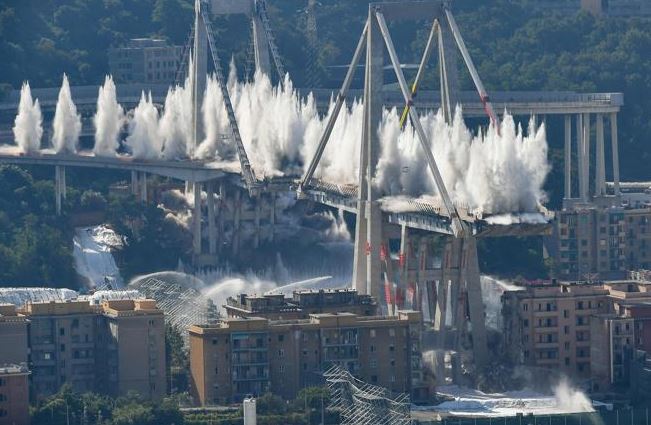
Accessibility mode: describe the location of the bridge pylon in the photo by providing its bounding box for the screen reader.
[298,1,496,373]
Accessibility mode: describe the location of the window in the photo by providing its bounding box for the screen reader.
[214,367,218,375]
[389,345,395,352]
[370,329,376,338]
[389,328,395,337]
[212,339,218,345]
[523,304,528,311]
[563,310,569,318]
[278,349,285,358]
[370,360,377,369]
[60,344,65,352]
[565,357,570,366]
[59,328,65,336]
[278,335,284,342]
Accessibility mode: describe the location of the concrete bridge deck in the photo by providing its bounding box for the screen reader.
[0,83,623,117]
[0,146,552,237]
[0,146,238,183]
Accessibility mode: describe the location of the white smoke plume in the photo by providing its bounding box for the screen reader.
[375,107,549,214]
[552,378,594,413]
[13,82,42,153]
[160,83,193,159]
[160,55,193,160]
[93,75,124,157]
[191,66,548,214]
[52,74,81,154]
[323,209,351,242]
[126,92,161,159]
[195,74,233,160]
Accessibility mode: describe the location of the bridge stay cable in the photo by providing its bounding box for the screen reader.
[256,0,286,80]
[174,27,195,86]
[399,19,439,129]
[200,5,259,195]
[444,9,499,132]
[374,10,466,237]
[297,21,369,195]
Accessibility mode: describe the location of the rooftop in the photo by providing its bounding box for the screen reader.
[189,310,421,335]
[0,364,29,375]
[225,288,377,315]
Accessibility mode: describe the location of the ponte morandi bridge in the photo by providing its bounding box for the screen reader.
[0,0,626,375]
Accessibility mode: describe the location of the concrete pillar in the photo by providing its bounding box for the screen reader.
[55,166,62,216]
[131,171,139,195]
[140,172,147,203]
[232,189,241,256]
[364,11,384,301]
[583,113,591,201]
[576,113,584,201]
[192,0,208,158]
[353,14,384,302]
[253,198,261,249]
[252,13,272,77]
[218,182,226,253]
[417,238,428,320]
[595,113,606,196]
[398,224,409,311]
[462,236,488,370]
[61,166,67,199]
[207,182,216,255]
[610,112,621,196]
[193,182,202,256]
[564,115,572,199]
[269,192,276,243]
[382,238,395,316]
[578,113,590,202]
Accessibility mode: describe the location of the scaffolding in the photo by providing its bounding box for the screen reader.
[130,277,218,340]
[324,365,412,425]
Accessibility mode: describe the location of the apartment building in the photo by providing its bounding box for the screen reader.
[502,282,610,379]
[548,207,651,281]
[590,313,635,391]
[108,38,182,84]
[0,365,29,425]
[224,289,378,320]
[0,305,28,365]
[4,299,166,400]
[96,299,166,399]
[24,300,98,396]
[189,311,425,405]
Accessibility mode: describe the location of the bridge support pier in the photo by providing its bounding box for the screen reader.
[193,182,202,256]
[218,182,225,254]
[54,165,66,216]
[268,192,276,243]
[207,182,217,256]
[130,171,137,195]
[564,115,572,199]
[140,172,147,203]
[431,236,488,373]
[595,114,606,196]
[253,200,261,249]
[610,112,620,196]
[353,8,384,303]
[232,189,241,256]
